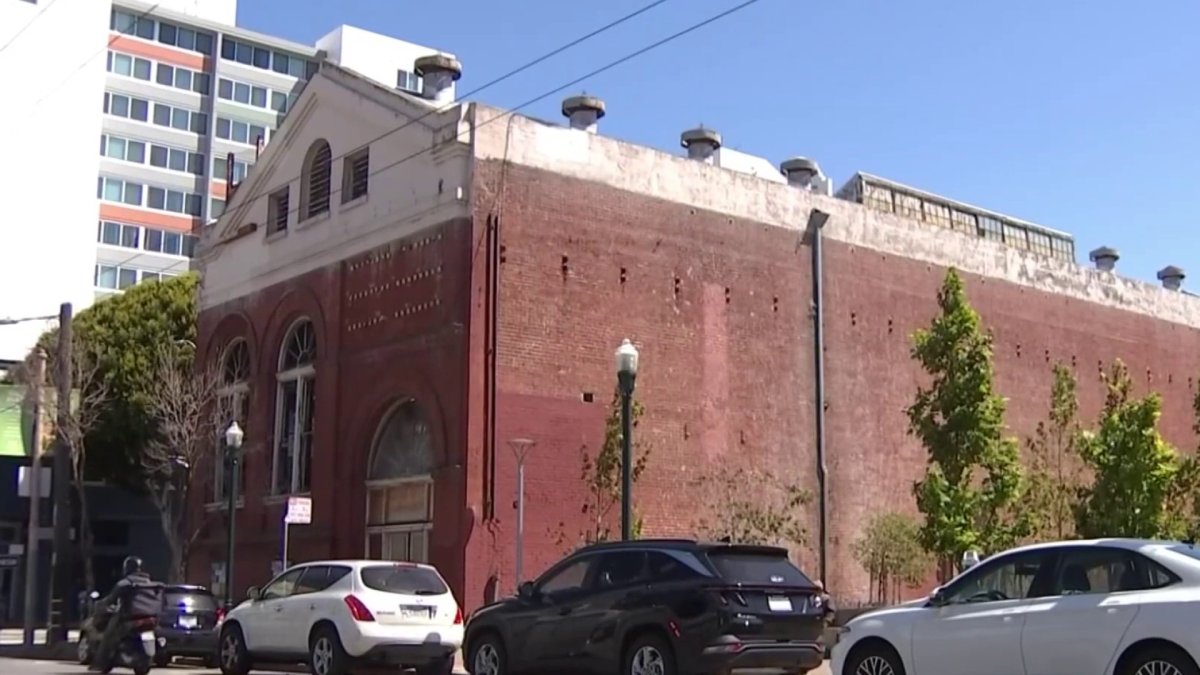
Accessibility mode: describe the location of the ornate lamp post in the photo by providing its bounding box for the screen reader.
[614,339,639,540]
[223,421,244,609]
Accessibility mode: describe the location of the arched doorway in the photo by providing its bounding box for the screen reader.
[365,399,436,562]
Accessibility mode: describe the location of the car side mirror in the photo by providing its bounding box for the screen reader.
[517,581,536,600]
[929,587,948,607]
[246,586,259,601]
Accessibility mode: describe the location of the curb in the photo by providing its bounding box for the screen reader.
[0,642,78,660]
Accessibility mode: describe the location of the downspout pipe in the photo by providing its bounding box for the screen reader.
[807,208,831,585]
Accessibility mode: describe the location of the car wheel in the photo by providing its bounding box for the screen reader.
[218,624,252,675]
[468,633,507,675]
[623,632,676,675]
[1120,645,1200,675]
[77,637,91,664]
[417,654,455,675]
[309,626,352,675]
[845,641,906,675]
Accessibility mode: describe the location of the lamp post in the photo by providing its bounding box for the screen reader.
[223,421,244,609]
[508,438,535,592]
[614,338,639,541]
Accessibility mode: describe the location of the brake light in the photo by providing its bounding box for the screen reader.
[454,606,463,624]
[344,595,375,622]
[215,608,226,625]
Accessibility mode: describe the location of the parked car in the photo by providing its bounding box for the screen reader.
[464,539,827,675]
[77,584,221,669]
[217,560,463,675]
[831,538,1200,675]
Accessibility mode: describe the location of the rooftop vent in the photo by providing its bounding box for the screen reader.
[414,53,462,104]
[1088,246,1120,272]
[681,127,721,164]
[780,156,833,196]
[562,95,605,133]
[1157,265,1185,291]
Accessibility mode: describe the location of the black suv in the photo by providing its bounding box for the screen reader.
[463,539,827,675]
[154,584,222,667]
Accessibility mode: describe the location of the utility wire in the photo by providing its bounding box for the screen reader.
[222,0,764,230]
[0,0,65,54]
[0,315,58,327]
[221,0,675,225]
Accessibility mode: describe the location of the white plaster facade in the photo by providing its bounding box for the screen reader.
[203,66,1200,331]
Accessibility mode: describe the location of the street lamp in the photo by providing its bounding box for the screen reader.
[223,421,244,609]
[509,438,535,592]
[614,338,639,540]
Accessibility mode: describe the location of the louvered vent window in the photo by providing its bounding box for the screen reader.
[343,148,370,203]
[302,140,332,220]
[269,188,289,234]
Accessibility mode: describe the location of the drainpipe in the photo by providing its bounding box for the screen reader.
[807,208,831,584]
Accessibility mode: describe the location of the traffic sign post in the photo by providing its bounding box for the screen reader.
[281,496,311,570]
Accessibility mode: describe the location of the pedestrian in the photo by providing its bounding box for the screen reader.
[813,579,836,626]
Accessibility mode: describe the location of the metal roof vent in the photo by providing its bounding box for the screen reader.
[1157,265,1185,291]
[414,53,462,104]
[681,127,721,164]
[781,156,833,196]
[1089,246,1120,272]
[562,95,605,133]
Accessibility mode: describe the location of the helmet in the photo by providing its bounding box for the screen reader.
[122,556,144,576]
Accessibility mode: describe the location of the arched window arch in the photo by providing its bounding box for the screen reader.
[213,339,251,503]
[271,319,316,495]
[365,399,436,563]
[300,139,332,221]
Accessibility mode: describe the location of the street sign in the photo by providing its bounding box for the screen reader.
[17,466,51,498]
[285,497,311,525]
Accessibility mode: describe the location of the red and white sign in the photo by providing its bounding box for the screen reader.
[285,496,312,525]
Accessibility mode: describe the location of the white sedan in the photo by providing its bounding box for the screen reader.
[217,559,463,675]
[831,538,1200,675]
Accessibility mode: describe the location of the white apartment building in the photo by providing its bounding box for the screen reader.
[0,0,454,364]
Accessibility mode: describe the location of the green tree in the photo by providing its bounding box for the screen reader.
[1076,360,1186,539]
[1025,363,1083,541]
[553,388,650,548]
[39,274,198,487]
[908,268,1029,580]
[851,512,931,605]
[692,464,810,548]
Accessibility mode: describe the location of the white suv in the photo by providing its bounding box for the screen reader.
[217,560,463,675]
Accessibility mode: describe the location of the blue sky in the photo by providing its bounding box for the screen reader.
[240,0,1199,285]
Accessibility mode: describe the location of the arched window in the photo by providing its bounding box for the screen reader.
[271,319,316,495]
[300,139,332,220]
[365,399,435,563]
[213,339,251,503]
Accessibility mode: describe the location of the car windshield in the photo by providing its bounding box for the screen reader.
[360,565,448,596]
[164,591,217,611]
[705,550,814,587]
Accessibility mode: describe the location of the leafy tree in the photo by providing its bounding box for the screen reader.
[692,463,810,547]
[553,389,650,548]
[1076,360,1186,539]
[851,512,930,605]
[908,268,1029,580]
[37,274,198,487]
[1024,363,1083,541]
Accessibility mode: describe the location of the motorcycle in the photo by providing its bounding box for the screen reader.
[84,591,158,675]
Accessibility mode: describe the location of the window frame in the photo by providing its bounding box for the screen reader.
[1050,545,1181,596]
[938,548,1060,606]
[271,320,316,496]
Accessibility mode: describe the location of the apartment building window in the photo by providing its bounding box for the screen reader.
[147,186,202,216]
[144,228,195,256]
[152,103,207,134]
[210,198,226,219]
[107,52,152,80]
[396,69,422,93]
[100,134,146,164]
[110,9,154,40]
[213,157,250,183]
[268,188,289,234]
[343,148,369,202]
[978,215,1004,243]
[97,177,143,206]
[96,221,140,249]
[157,21,214,55]
[156,63,211,95]
[272,51,316,79]
[149,145,204,175]
[217,77,292,112]
[103,92,149,122]
[220,37,270,69]
[216,117,269,145]
[95,265,170,291]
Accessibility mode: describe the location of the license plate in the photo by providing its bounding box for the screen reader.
[399,605,432,620]
[178,615,198,629]
[767,595,792,612]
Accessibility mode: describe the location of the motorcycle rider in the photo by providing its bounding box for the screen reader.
[89,556,163,672]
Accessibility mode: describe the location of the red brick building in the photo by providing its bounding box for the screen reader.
[192,63,1200,611]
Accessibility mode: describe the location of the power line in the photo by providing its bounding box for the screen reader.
[0,315,58,327]
[31,3,162,108]
[223,0,765,230]
[222,0,675,225]
[0,0,65,55]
